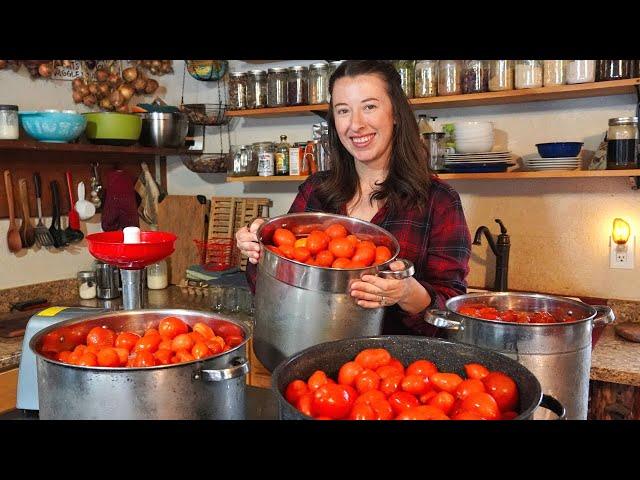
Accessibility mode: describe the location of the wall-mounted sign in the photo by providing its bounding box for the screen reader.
[51,60,83,81]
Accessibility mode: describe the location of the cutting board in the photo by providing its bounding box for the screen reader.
[0,311,36,338]
[157,195,208,285]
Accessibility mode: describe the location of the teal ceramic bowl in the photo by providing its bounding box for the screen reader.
[19,110,86,143]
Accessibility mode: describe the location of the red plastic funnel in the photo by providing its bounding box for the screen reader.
[86,231,177,269]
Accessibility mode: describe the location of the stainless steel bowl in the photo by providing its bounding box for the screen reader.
[138,112,189,148]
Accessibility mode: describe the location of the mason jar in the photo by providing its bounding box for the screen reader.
[228,72,248,110]
[227,144,257,177]
[0,105,19,140]
[394,60,415,98]
[253,141,275,176]
[565,60,596,84]
[543,60,566,86]
[488,60,514,91]
[247,70,267,109]
[607,117,638,169]
[309,62,329,104]
[461,60,488,94]
[414,60,438,98]
[287,65,308,106]
[597,60,631,81]
[438,60,461,96]
[328,60,344,81]
[515,60,543,89]
[267,67,288,107]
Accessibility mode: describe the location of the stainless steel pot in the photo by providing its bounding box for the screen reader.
[30,309,250,420]
[254,212,415,372]
[424,292,615,420]
[272,336,565,420]
[138,112,189,148]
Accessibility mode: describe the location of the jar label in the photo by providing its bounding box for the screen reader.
[257,152,274,176]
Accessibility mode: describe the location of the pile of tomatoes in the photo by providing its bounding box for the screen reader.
[39,317,245,368]
[265,222,393,269]
[457,304,575,324]
[283,348,520,420]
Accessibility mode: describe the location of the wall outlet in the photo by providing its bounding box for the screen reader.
[610,236,635,269]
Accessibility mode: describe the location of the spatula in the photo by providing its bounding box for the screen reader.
[17,178,36,248]
[65,171,81,230]
[3,170,22,253]
[33,172,54,247]
[49,180,67,248]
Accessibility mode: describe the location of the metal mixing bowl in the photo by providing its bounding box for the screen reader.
[138,112,189,148]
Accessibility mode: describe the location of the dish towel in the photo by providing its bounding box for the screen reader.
[101,170,140,232]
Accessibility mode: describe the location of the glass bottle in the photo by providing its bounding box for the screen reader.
[438,60,461,96]
[274,134,291,175]
[514,60,543,89]
[488,60,514,91]
[77,271,97,300]
[394,60,415,98]
[287,66,308,106]
[246,70,267,109]
[607,117,639,170]
[414,60,438,98]
[0,105,19,140]
[309,62,329,104]
[461,60,488,94]
[597,60,631,81]
[565,60,596,84]
[146,260,168,290]
[267,67,288,107]
[253,141,275,176]
[228,72,247,110]
[543,60,566,86]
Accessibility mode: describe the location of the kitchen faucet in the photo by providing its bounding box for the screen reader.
[473,219,510,292]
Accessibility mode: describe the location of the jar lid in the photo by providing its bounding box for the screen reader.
[309,62,329,70]
[268,67,288,73]
[78,271,96,280]
[248,69,266,76]
[329,60,345,66]
[0,105,18,111]
[232,144,252,149]
[288,65,308,72]
[252,141,274,147]
[609,117,638,126]
[229,71,247,77]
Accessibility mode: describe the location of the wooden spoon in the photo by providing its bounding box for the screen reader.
[18,178,36,248]
[3,170,22,253]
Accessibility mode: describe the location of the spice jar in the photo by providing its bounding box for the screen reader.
[565,60,596,84]
[287,66,308,106]
[77,271,97,300]
[597,60,631,81]
[227,144,256,176]
[275,135,291,175]
[461,60,488,94]
[146,260,168,290]
[247,70,267,109]
[309,62,329,104]
[394,60,415,98]
[228,72,248,110]
[515,60,543,89]
[328,60,344,81]
[607,117,638,170]
[253,141,275,177]
[0,105,19,140]
[543,60,566,86]
[267,67,288,107]
[438,60,461,96]
[415,60,438,98]
[488,60,514,91]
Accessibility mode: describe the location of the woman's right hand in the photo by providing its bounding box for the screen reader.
[236,218,265,264]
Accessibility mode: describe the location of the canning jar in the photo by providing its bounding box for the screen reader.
[543,60,566,86]
[227,144,257,176]
[461,60,488,94]
[309,62,329,104]
[247,70,267,109]
[565,60,596,84]
[77,271,97,300]
[597,60,631,81]
[0,105,19,140]
[228,72,248,110]
[146,261,168,290]
[267,67,288,107]
[253,141,275,176]
[515,60,543,89]
[287,66,308,106]
[488,60,514,91]
[394,60,415,98]
[607,117,638,169]
[328,60,344,80]
[438,60,461,96]
[414,60,438,98]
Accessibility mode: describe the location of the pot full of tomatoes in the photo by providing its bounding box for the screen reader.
[271,336,565,420]
[254,212,415,372]
[30,309,250,419]
[424,292,615,420]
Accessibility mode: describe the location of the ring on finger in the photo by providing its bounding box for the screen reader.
[380,295,387,306]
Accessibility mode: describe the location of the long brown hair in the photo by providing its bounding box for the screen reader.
[316,60,432,214]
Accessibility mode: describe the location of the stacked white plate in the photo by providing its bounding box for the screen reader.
[444,151,512,164]
[525,156,581,171]
[452,121,494,153]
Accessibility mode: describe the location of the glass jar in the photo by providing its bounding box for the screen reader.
[597,60,631,81]
[274,135,291,175]
[309,62,329,104]
[394,60,415,98]
[267,67,288,107]
[488,60,514,91]
[515,60,543,89]
[287,66,308,106]
[246,70,267,109]
[228,72,248,110]
[543,60,566,86]
[414,60,438,98]
[607,117,638,170]
[328,60,344,80]
[253,141,275,176]
[565,60,596,84]
[438,60,461,96]
[227,144,256,176]
[461,60,488,94]
[77,271,97,300]
[146,260,168,290]
[0,105,19,140]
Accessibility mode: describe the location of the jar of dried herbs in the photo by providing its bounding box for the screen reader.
[415,60,438,98]
[461,60,488,94]
[228,71,248,110]
[267,67,288,107]
[488,60,514,91]
[309,62,329,104]
[543,60,566,86]
[247,70,267,109]
[287,66,308,106]
[438,60,461,96]
[394,60,415,98]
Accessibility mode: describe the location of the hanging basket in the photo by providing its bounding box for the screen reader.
[180,103,230,126]
[181,153,229,173]
[185,60,228,81]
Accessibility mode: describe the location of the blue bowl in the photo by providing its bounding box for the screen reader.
[19,110,86,143]
[535,142,583,158]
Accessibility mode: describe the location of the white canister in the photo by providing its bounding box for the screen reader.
[0,105,19,140]
[147,260,168,289]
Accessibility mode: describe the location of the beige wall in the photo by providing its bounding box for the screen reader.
[2,61,639,301]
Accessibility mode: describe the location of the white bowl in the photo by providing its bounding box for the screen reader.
[455,132,495,141]
[453,121,494,131]
[454,139,494,154]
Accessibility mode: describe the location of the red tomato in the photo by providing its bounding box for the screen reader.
[379,372,403,396]
[376,365,402,379]
[206,336,225,354]
[189,331,207,344]
[345,234,360,246]
[355,348,392,370]
[501,411,519,420]
[158,338,173,351]
[324,223,348,239]
[96,348,120,367]
[279,244,295,259]
[273,228,296,247]
[338,361,364,386]
[396,405,450,420]
[306,231,330,255]
[430,372,464,393]
[312,383,356,419]
[354,390,394,420]
[351,245,375,266]
[115,331,141,351]
[224,335,244,348]
[401,374,431,396]
[452,410,485,420]
[173,349,195,364]
[133,334,162,354]
[86,326,116,348]
[214,322,243,339]
[354,369,381,394]
[349,403,377,420]
[265,245,282,256]
[307,370,330,391]
[153,349,173,365]
[419,390,438,404]
[329,237,356,259]
[170,333,194,352]
[144,328,159,337]
[428,391,456,415]
[406,359,438,378]
[293,247,311,263]
[113,347,129,366]
[294,238,307,249]
[461,392,500,420]
[458,306,481,317]
[285,379,310,404]
[388,358,405,375]
[315,249,335,267]
[295,392,315,417]
[464,363,490,380]
[192,322,215,340]
[77,352,98,367]
[191,341,211,360]
[482,372,519,412]
[374,246,392,265]
[331,257,352,269]
[455,378,486,400]
[388,391,420,416]
[158,317,189,339]
[130,350,156,367]
[57,351,72,363]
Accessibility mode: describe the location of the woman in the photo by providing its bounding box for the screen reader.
[236,60,471,335]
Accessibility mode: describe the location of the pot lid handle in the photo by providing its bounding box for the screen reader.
[592,305,615,327]
[196,356,250,382]
[424,309,462,330]
[377,259,415,279]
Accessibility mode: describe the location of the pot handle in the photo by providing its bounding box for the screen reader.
[424,309,462,330]
[377,259,415,279]
[592,305,615,327]
[539,394,566,420]
[197,356,250,382]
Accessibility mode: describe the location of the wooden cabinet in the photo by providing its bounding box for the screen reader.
[0,368,18,414]
[589,380,640,420]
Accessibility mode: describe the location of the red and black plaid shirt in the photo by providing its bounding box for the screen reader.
[246,171,471,335]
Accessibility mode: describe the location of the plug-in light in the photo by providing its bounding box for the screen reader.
[612,218,631,245]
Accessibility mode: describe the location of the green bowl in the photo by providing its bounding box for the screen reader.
[83,112,142,146]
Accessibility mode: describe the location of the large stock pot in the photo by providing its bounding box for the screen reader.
[254,212,415,372]
[30,309,250,420]
[425,292,615,420]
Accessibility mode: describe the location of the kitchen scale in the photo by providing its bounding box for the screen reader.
[16,230,177,411]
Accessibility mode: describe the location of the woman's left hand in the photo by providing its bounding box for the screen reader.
[350,261,411,309]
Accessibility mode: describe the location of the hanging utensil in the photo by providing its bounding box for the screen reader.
[49,180,67,248]
[4,170,22,253]
[75,181,96,220]
[89,163,103,209]
[17,178,36,248]
[32,173,54,247]
[64,171,84,243]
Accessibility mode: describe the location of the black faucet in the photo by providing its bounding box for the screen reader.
[473,219,510,292]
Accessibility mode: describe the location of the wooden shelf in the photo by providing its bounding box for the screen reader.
[224,79,640,118]
[227,175,309,182]
[0,139,202,156]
